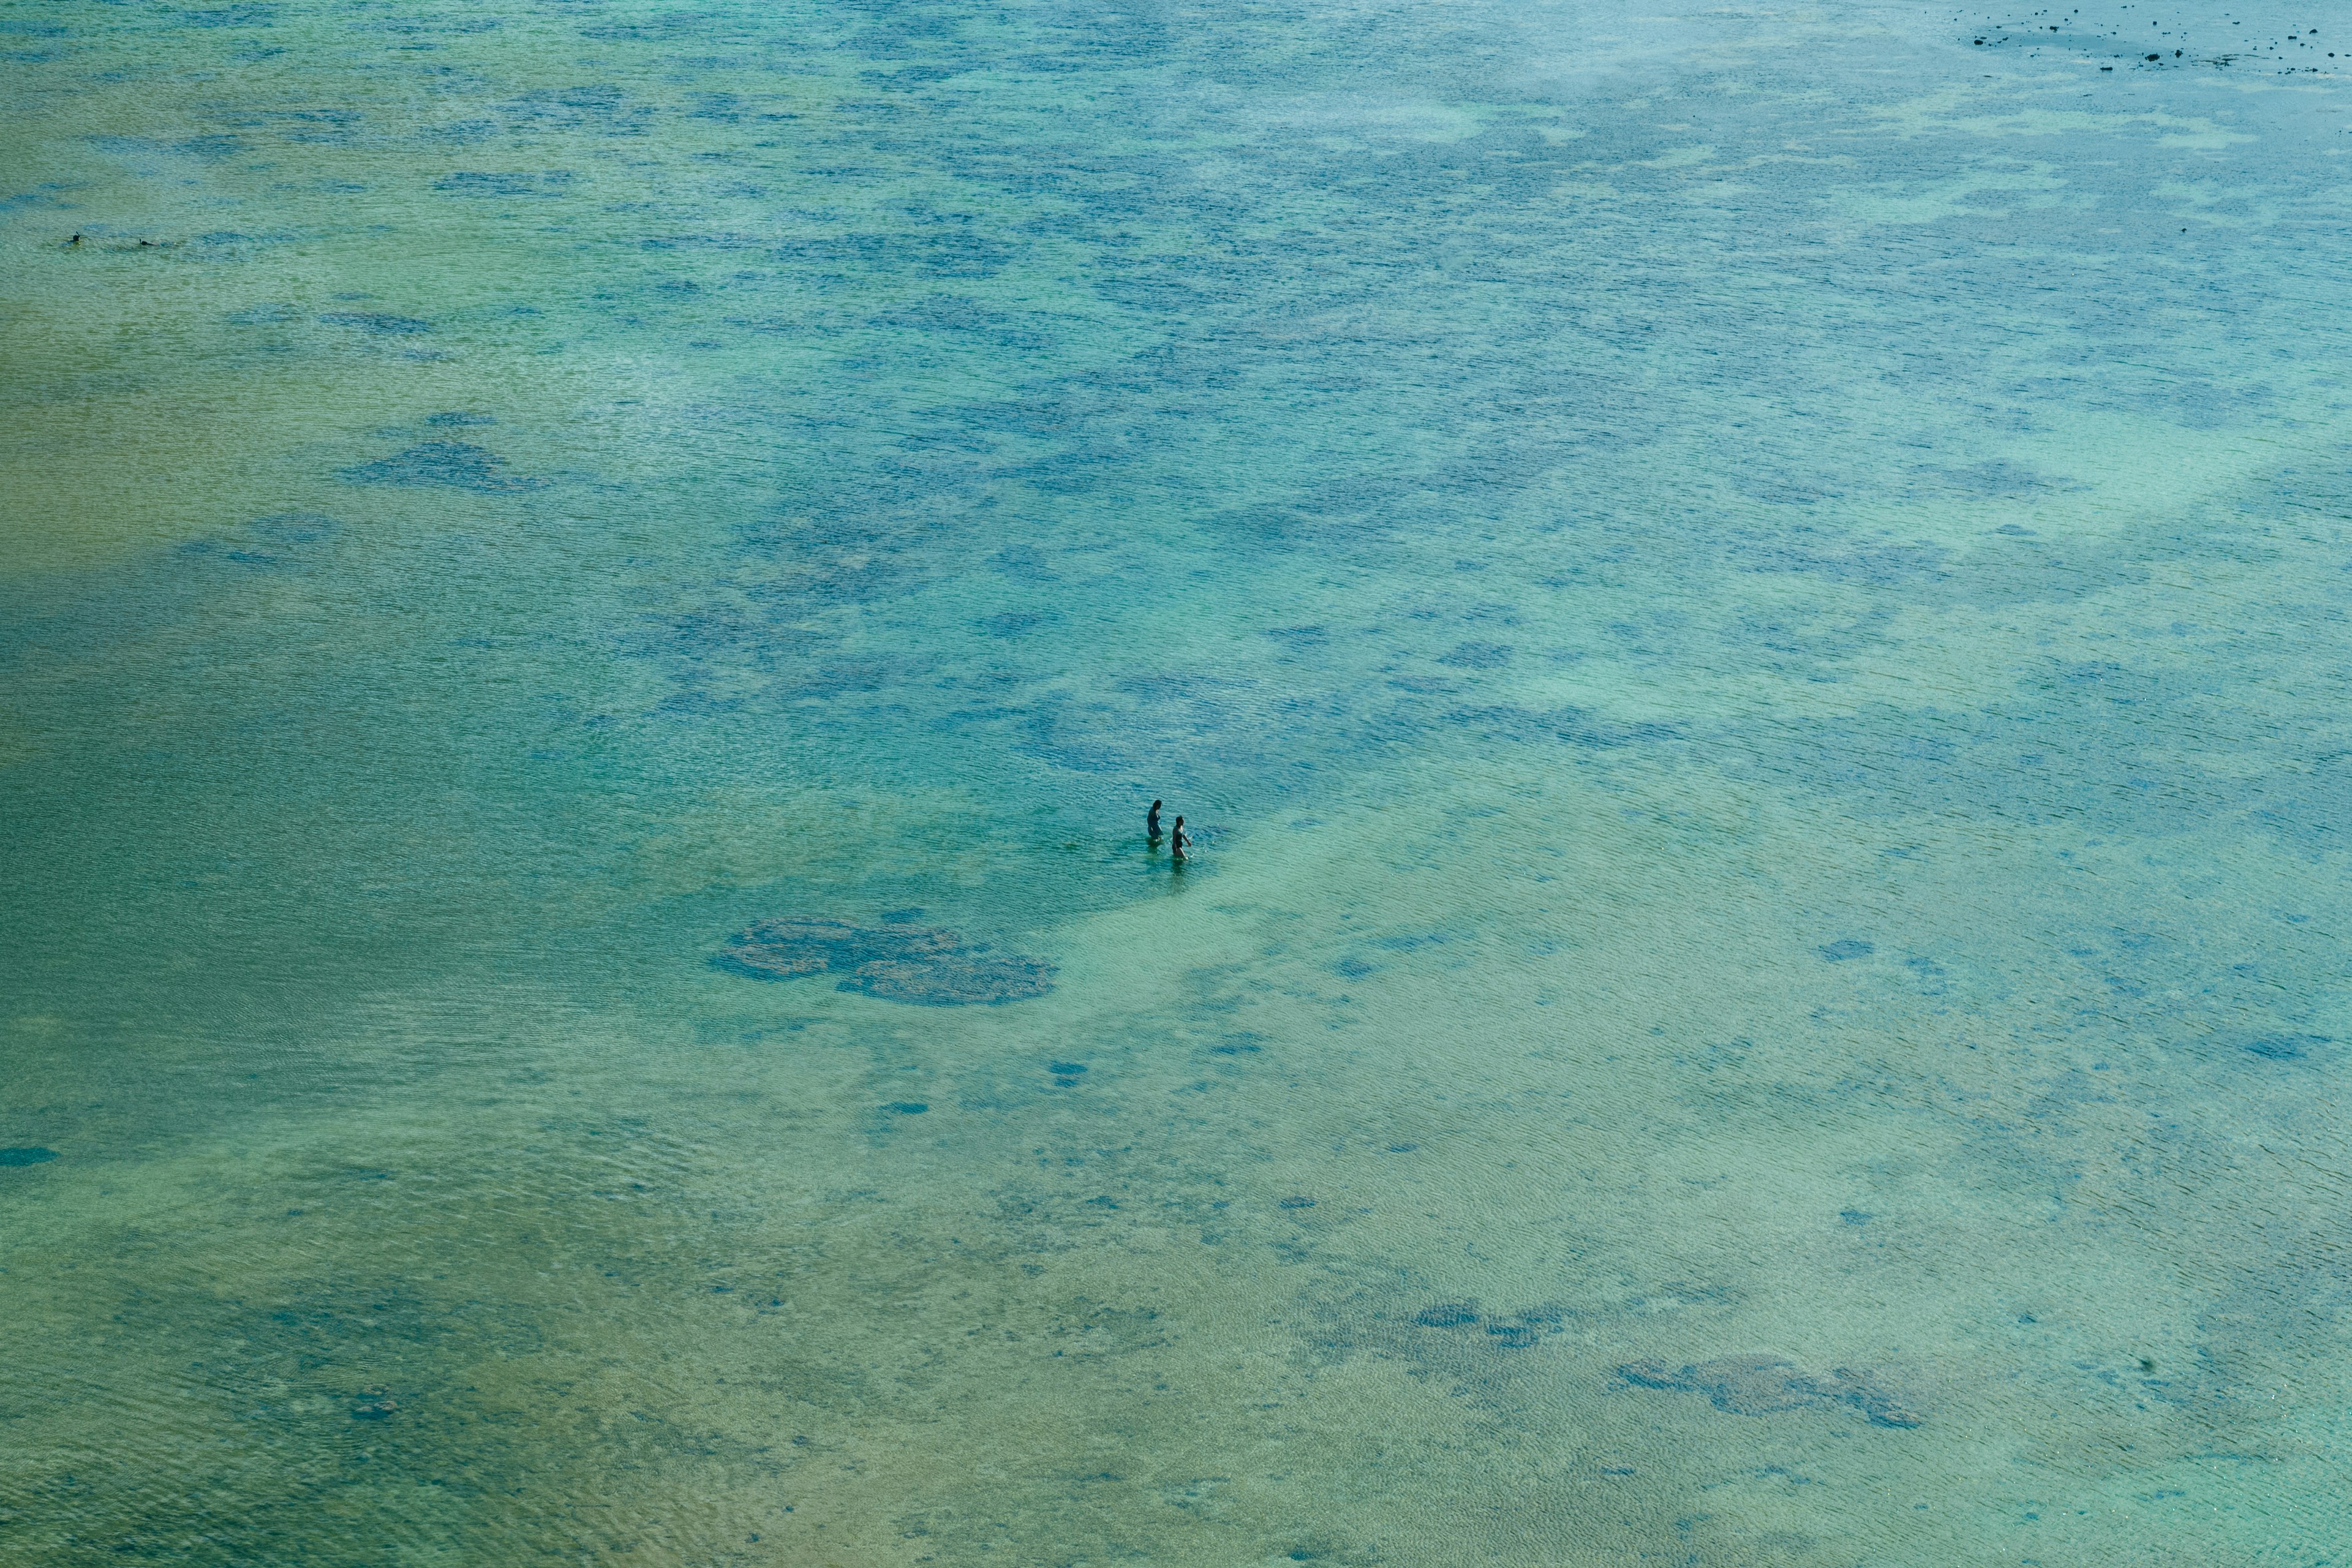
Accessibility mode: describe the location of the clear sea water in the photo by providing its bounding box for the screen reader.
[4,0,2350,1561]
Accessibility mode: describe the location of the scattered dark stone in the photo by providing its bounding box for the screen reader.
[339,440,546,492]
[1387,1142,1419,1153]
[884,1101,929,1115]
[1335,957,1376,978]
[0,1147,59,1167]
[1049,1061,1086,1076]
[1841,1209,1873,1226]
[1278,1196,1316,1209]
[1819,938,1875,962]
[1415,1302,1479,1329]
[1621,1355,1921,1427]
[1487,1323,1539,1349]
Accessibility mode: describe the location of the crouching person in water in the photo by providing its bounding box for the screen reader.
[1147,799,1163,843]
[1170,815,1192,865]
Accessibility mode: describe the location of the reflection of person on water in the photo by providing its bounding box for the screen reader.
[1170,815,1192,865]
[1147,799,1163,843]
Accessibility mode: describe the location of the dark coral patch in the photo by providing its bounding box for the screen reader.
[718,917,956,978]
[842,952,1055,1005]
[349,1389,398,1420]
[0,1147,59,1167]
[1621,1355,1920,1427]
[1414,1302,1479,1328]
[340,440,546,492]
[717,918,1054,1005]
[2245,1033,2328,1061]
[318,310,430,335]
[1438,641,1513,669]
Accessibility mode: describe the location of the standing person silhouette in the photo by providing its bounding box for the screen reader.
[1147,799,1163,843]
[1170,815,1191,866]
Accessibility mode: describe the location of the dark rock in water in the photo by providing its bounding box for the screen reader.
[339,440,547,492]
[884,1101,929,1115]
[842,952,1056,1005]
[718,917,958,978]
[720,918,869,976]
[1487,1322,1539,1349]
[1826,1368,1923,1428]
[1049,1061,1086,1076]
[1623,1356,1812,1413]
[349,1390,398,1420]
[2246,1033,2328,1060]
[718,917,1054,1005]
[1415,1302,1479,1328]
[0,1147,58,1167]
[425,410,496,426]
[1819,938,1874,962]
[1621,1355,1921,1427]
[1278,1195,1316,1209]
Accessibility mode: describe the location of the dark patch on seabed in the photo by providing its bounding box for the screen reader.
[0,1146,60,1167]
[339,441,546,492]
[1621,1356,1923,1428]
[718,916,1056,1004]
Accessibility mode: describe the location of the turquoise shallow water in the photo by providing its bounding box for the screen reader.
[4,0,2352,1561]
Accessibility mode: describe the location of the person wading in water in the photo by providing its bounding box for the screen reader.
[1170,815,1192,866]
[1147,799,1163,843]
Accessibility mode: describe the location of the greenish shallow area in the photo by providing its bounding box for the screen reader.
[4,0,2351,1561]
